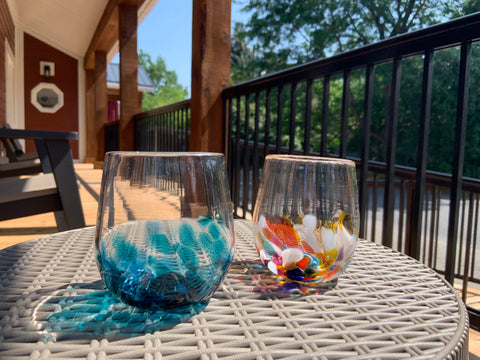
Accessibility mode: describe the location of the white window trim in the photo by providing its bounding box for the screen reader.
[30,82,64,113]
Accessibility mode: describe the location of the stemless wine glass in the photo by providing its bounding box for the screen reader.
[95,152,234,311]
[252,155,359,284]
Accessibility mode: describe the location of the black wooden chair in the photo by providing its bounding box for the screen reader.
[0,123,43,177]
[1,124,39,161]
[0,128,86,231]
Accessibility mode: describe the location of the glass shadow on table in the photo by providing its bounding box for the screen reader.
[33,261,337,342]
[228,260,338,299]
[33,280,208,341]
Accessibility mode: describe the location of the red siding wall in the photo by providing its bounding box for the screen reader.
[24,33,79,158]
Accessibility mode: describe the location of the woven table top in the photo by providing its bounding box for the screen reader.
[0,220,469,359]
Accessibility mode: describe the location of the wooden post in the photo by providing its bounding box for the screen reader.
[0,0,13,127]
[0,37,5,125]
[190,0,231,152]
[85,69,96,163]
[94,51,108,165]
[118,2,139,151]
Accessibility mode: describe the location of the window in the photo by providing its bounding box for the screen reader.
[31,82,64,113]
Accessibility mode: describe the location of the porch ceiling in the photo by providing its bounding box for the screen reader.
[7,0,158,60]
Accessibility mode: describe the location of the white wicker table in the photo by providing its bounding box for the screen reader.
[0,220,469,359]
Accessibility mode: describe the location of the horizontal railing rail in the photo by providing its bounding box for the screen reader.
[232,138,480,191]
[223,13,480,329]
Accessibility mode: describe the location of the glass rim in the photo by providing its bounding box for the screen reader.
[105,151,224,158]
[265,154,356,165]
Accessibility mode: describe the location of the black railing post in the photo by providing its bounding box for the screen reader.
[304,79,313,155]
[276,85,284,154]
[226,97,233,180]
[320,76,330,156]
[252,91,260,210]
[289,82,297,154]
[359,65,374,239]
[382,57,402,248]
[446,41,471,285]
[462,191,474,301]
[243,94,251,216]
[340,69,351,158]
[234,96,241,217]
[408,50,434,260]
[264,88,271,158]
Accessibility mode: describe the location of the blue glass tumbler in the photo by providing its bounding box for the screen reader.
[95,152,234,311]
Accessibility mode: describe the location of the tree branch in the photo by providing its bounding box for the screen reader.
[365,3,386,39]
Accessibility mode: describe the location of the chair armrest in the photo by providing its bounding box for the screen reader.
[0,128,78,141]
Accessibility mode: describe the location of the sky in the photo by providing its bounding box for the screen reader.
[136,0,248,95]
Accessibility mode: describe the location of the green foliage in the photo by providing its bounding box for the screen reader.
[138,50,188,111]
[233,0,476,77]
[231,0,480,178]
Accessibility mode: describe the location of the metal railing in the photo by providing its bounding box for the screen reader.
[133,100,190,152]
[127,14,480,329]
[222,13,480,328]
[105,120,119,153]
[103,101,191,153]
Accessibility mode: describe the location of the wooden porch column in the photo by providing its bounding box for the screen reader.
[94,51,108,164]
[190,0,231,152]
[118,2,139,151]
[85,69,96,163]
[0,0,13,127]
[0,37,5,125]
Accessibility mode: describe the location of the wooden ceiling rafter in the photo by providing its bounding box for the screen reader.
[84,0,144,70]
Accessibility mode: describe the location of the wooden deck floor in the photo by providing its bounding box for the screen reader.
[0,162,478,357]
[0,163,100,249]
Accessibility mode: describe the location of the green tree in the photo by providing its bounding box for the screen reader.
[138,50,188,110]
[231,0,480,177]
[231,23,294,84]
[234,0,476,74]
